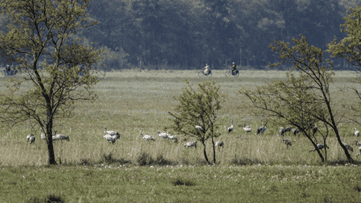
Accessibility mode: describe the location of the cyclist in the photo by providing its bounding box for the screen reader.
[230,62,237,75]
[204,63,211,75]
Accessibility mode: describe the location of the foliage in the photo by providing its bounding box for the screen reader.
[81,0,349,69]
[241,34,353,162]
[326,4,361,126]
[0,0,103,164]
[168,80,224,164]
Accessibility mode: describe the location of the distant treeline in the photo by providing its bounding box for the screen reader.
[64,0,361,70]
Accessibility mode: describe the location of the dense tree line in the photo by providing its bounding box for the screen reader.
[83,0,359,70]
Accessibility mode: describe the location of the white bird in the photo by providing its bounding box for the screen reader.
[355,140,361,146]
[184,141,197,148]
[104,126,120,136]
[103,134,120,144]
[26,134,35,144]
[227,120,233,133]
[355,128,360,137]
[141,133,156,141]
[195,125,203,132]
[168,135,178,142]
[309,144,329,153]
[342,142,353,152]
[257,123,267,135]
[158,130,169,139]
[53,130,70,141]
[40,133,46,140]
[215,141,224,148]
[243,124,251,133]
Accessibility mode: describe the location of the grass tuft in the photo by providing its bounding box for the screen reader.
[136,152,154,166]
[79,158,92,166]
[171,178,195,186]
[154,154,174,166]
[99,153,131,165]
[231,156,263,166]
[354,186,361,192]
[28,193,65,203]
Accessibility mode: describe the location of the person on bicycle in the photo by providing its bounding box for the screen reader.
[204,63,210,75]
[231,62,237,75]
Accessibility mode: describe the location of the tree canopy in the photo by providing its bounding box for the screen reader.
[0,0,103,165]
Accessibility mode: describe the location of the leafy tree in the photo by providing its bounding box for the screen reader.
[240,35,352,162]
[168,80,224,164]
[0,0,103,165]
[327,5,361,125]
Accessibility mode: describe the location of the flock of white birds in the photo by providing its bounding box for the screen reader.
[25,122,361,157]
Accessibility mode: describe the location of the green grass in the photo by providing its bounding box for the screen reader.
[2,164,361,202]
[1,69,361,202]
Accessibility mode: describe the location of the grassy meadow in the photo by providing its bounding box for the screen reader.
[1,69,361,202]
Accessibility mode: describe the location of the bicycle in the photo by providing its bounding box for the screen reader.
[198,70,212,77]
[225,69,239,77]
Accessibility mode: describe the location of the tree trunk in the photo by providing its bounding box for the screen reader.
[211,135,216,164]
[46,117,57,165]
[324,139,327,162]
[202,141,211,164]
[306,135,324,162]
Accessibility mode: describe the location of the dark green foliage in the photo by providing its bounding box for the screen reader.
[168,80,224,165]
[83,0,351,69]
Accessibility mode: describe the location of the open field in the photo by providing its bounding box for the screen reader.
[1,69,361,202]
[2,164,361,202]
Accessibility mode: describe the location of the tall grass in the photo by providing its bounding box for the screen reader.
[0,70,360,166]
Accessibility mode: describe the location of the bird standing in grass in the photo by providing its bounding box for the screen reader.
[103,134,119,144]
[195,125,203,133]
[309,144,329,153]
[215,141,224,148]
[184,141,197,148]
[282,138,292,149]
[141,133,156,141]
[227,120,234,133]
[104,126,120,137]
[53,130,70,141]
[257,123,267,135]
[243,124,251,133]
[26,134,35,144]
[168,135,178,142]
[355,128,360,137]
[342,142,353,152]
[158,130,169,139]
[293,128,300,136]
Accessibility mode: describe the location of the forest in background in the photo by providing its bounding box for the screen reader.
[34,0,361,70]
